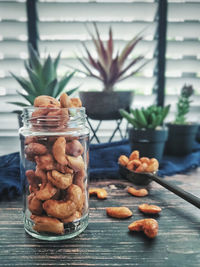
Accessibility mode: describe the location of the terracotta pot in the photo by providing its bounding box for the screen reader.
[79,91,134,120]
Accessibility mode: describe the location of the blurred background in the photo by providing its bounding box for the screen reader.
[0,0,199,154]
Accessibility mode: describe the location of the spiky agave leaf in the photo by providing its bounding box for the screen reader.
[75,24,147,91]
[10,45,78,107]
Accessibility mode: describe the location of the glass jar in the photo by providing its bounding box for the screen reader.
[19,106,89,241]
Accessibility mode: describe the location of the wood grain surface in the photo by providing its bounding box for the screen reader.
[0,168,200,267]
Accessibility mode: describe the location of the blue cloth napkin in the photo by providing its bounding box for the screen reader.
[1,140,200,199]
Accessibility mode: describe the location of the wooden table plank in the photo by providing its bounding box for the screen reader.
[0,168,200,266]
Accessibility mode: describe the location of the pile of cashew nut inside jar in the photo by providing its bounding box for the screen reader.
[19,93,90,241]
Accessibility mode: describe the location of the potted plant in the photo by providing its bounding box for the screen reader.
[9,45,78,127]
[120,105,170,162]
[73,24,148,120]
[165,84,199,156]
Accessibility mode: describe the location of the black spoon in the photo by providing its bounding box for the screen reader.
[119,164,200,209]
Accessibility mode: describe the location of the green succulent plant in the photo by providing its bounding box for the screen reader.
[174,84,194,124]
[9,45,78,107]
[120,105,170,130]
[73,23,149,92]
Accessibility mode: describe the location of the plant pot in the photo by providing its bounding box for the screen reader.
[165,123,199,156]
[129,128,168,162]
[79,91,134,120]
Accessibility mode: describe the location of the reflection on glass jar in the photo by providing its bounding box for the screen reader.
[19,107,89,241]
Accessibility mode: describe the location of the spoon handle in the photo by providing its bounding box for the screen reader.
[147,173,200,209]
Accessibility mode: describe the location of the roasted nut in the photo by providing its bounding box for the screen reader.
[135,163,148,173]
[47,170,73,189]
[67,184,84,212]
[118,155,129,166]
[128,186,148,197]
[127,159,141,171]
[70,98,82,107]
[73,169,85,192]
[55,163,74,174]
[26,170,40,189]
[128,218,158,238]
[28,193,43,215]
[35,153,55,170]
[52,137,68,165]
[146,158,159,172]
[25,143,47,157]
[35,167,47,185]
[66,155,85,172]
[25,136,38,145]
[31,215,64,234]
[138,203,162,214]
[43,199,77,219]
[34,95,60,108]
[61,211,81,223]
[140,157,150,165]
[89,188,107,199]
[36,182,57,201]
[65,140,84,157]
[106,207,132,219]
[60,93,73,108]
[129,150,139,161]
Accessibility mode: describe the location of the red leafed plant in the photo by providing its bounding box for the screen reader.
[76,23,148,92]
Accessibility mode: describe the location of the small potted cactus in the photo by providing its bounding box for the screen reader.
[166,84,199,156]
[120,104,170,162]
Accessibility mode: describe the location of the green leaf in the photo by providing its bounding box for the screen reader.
[161,104,170,121]
[44,79,58,96]
[25,61,44,95]
[28,44,42,75]
[135,109,148,127]
[54,72,75,98]
[54,51,61,72]
[17,90,35,105]
[42,55,55,84]
[66,87,79,96]
[7,101,29,107]
[10,73,36,96]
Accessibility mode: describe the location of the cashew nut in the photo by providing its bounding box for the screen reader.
[70,98,82,108]
[73,169,85,192]
[106,207,132,219]
[66,155,85,172]
[25,143,47,157]
[34,95,60,108]
[128,186,148,197]
[67,184,83,212]
[28,193,43,215]
[43,199,77,219]
[31,215,64,234]
[36,182,57,201]
[138,203,162,214]
[47,170,73,189]
[65,140,84,157]
[146,158,159,172]
[129,150,139,161]
[61,211,81,223]
[52,137,68,165]
[35,153,55,170]
[60,93,73,108]
[128,218,158,238]
[118,155,129,166]
[89,188,107,199]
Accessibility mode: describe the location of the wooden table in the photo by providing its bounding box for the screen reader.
[1,168,200,267]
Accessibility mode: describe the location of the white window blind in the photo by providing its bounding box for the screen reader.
[0,0,199,144]
[0,0,27,137]
[37,0,158,95]
[166,0,200,95]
